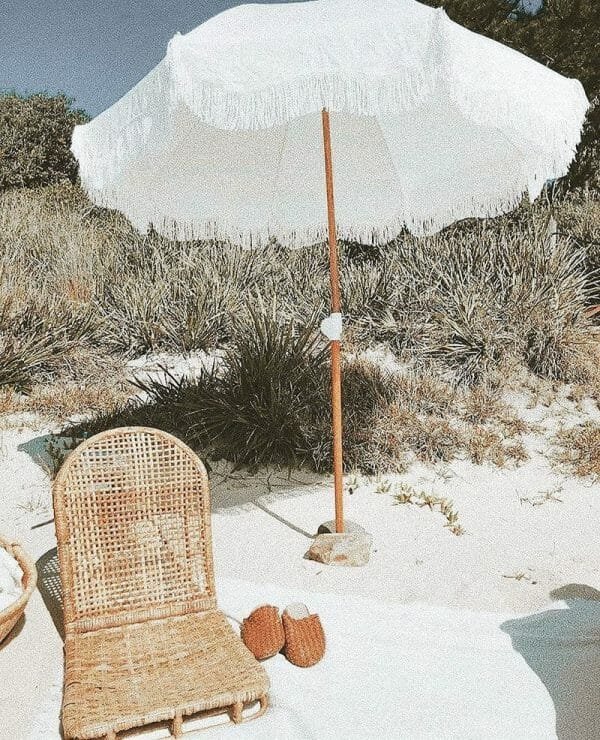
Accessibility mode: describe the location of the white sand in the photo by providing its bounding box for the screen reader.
[2,385,600,738]
[126,350,224,389]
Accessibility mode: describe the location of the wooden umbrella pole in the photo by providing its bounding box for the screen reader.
[321,108,344,534]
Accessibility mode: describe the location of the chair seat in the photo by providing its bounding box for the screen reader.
[62,610,270,739]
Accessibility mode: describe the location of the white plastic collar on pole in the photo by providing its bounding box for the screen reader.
[320,313,343,341]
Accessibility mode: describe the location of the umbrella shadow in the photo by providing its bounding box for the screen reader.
[501,584,600,740]
[19,430,323,540]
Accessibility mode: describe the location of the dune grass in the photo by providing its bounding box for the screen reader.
[2,183,600,472]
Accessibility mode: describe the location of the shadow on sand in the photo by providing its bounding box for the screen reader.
[36,547,64,640]
[501,584,600,740]
[20,425,323,541]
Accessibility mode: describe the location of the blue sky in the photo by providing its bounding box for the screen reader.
[0,0,300,117]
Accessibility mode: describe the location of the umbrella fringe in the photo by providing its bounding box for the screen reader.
[83,160,570,250]
[163,6,446,132]
[166,55,442,133]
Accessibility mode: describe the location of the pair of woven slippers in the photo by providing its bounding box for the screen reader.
[241,603,325,668]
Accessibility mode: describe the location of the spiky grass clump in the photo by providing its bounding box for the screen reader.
[186,303,327,467]
[107,303,329,468]
[0,185,265,359]
[312,359,403,473]
[347,212,598,383]
[98,236,266,355]
[0,291,99,391]
[553,190,600,277]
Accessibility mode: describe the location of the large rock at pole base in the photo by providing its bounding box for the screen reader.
[306,530,373,567]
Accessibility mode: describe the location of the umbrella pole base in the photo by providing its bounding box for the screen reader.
[316,519,366,536]
[306,522,372,567]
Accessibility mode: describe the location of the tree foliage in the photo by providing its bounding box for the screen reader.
[0,93,88,190]
[422,0,600,191]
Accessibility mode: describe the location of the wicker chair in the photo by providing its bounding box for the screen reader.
[53,427,269,740]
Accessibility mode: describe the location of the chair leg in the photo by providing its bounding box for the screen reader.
[172,712,183,737]
[231,701,243,724]
[259,694,268,711]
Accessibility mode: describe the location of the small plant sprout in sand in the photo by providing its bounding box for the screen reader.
[502,572,531,582]
[519,486,564,506]
[502,568,538,584]
[377,480,465,536]
[394,483,465,536]
[16,493,49,516]
[375,477,393,495]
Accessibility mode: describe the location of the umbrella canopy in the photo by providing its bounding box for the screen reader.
[72,0,588,535]
[72,0,588,246]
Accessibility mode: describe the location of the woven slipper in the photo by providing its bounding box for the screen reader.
[241,604,285,660]
[282,603,326,667]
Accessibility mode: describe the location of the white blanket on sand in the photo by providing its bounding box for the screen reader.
[28,578,600,739]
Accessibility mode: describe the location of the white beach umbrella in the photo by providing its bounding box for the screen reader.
[72,0,588,534]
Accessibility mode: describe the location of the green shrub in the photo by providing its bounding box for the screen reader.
[0,93,88,190]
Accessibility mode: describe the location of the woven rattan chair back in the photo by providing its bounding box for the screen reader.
[53,427,216,634]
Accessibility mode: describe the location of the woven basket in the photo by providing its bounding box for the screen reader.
[0,535,37,645]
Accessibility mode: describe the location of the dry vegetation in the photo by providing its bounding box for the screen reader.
[2,183,600,474]
[554,423,600,480]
